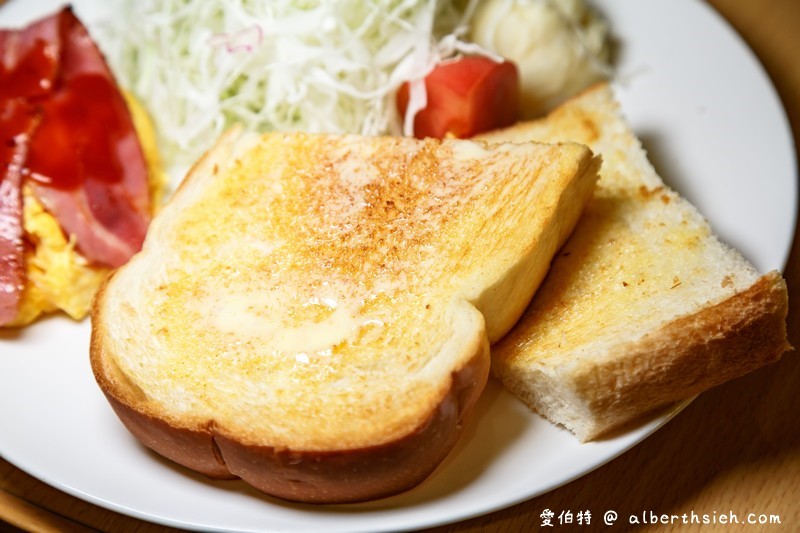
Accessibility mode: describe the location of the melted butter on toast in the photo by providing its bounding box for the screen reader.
[100,131,598,449]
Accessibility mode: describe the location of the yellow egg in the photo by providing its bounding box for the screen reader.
[125,90,170,211]
[7,92,165,327]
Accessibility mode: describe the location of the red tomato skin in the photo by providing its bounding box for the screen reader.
[397,56,520,139]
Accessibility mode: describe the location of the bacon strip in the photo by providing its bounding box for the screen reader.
[25,8,151,267]
[0,13,60,324]
[0,7,152,323]
[0,100,37,326]
[0,13,61,101]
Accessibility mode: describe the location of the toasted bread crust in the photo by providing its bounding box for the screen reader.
[487,84,792,442]
[91,279,490,502]
[90,126,598,502]
[213,343,488,502]
[572,271,789,439]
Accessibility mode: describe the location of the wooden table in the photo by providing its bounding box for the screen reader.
[2,0,798,531]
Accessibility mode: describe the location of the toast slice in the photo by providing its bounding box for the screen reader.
[479,84,791,442]
[90,130,599,503]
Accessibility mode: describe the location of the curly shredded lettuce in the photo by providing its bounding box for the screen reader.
[99,0,482,168]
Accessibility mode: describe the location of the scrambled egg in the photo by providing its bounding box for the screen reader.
[7,92,167,327]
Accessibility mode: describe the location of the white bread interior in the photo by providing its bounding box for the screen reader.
[91,129,599,502]
[480,84,791,441]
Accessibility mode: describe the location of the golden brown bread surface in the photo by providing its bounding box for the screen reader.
[90,129,599,502]
[480,84,791,441]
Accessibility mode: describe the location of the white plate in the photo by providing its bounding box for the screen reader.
[0,1,796,531]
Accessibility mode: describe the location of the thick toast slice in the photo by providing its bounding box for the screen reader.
[480,84,791,442]
[90,130,599,502]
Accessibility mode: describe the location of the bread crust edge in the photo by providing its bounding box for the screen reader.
[545,271,791,441]
[89,271,491,503]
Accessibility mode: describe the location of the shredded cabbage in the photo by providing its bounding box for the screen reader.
[99,0,483,168]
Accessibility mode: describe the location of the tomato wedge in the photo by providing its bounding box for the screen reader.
[397,56,520,139]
